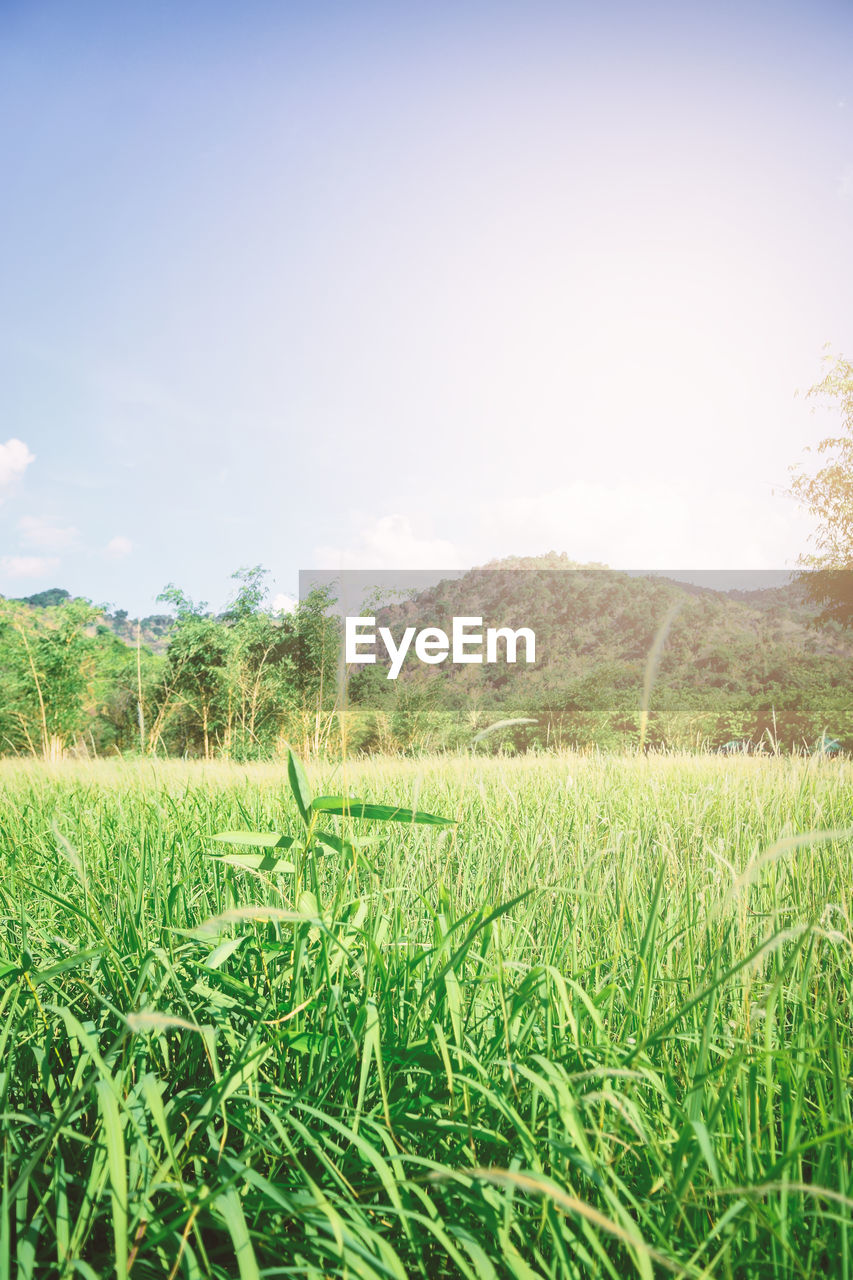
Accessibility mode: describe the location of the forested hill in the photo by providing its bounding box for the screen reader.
[13,588,173,652]
[349,562,853,752]
[368,562,850,668]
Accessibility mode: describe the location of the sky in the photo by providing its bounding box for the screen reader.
[1,0,852,616]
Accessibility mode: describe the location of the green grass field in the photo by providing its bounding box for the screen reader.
[0,752,851,1278]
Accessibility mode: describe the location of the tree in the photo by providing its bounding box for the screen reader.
[221,567,286,758]
[789,352,853,626]
[224,565,269,623]
[153,586,229,758]
[87,627,163,755]
[0,596,101,758]
[285,585,341,757]
[20,587,71,609]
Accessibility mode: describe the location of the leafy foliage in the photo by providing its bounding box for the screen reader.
[789,352,853,625]
[0,595,103,758]
[1,564,852,759]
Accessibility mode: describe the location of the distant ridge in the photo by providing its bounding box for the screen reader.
[347,561,852,750]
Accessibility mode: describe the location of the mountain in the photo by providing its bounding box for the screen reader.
[347,560,853,752]
[8,588,174,654]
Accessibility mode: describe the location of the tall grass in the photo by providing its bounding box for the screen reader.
[0,751,851,1277]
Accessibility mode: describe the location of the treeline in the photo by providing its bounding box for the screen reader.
[0,569,340,761]
[1,564,851,760]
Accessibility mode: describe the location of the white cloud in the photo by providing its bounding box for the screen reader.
[1,555,60,579]
[314,514,462,570]
[105,535,133,559]
[474,481,814,570]
[0,439,35,495]
[272,592,297,615]
[18,515,79,551]
[311,488,814,583]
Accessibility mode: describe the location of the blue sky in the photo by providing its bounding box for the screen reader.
[1,0,852,615]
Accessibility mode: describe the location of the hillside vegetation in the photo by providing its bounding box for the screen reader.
[353,564,853,754]
[1,561,851,759]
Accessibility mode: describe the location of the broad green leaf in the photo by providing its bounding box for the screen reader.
[355,998,390,1134]
[205,936,248,969]
[214,1186,260,1280]
[287,748,313,827]
[211,852,296,874]
[690,1118,721,1185]
[95,1079,127,1280]
[311,796,454,826]
[313,828,382,872]
[444,965,464,1048]
[68,1263,102,1280]
[314,830,379,852]
[297,890,319,917]
[29,949,105,984]
[213,831,294,849]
